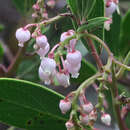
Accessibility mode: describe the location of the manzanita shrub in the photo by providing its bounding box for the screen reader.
[0,0,130,130]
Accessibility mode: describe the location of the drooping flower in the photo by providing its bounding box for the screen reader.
[101,113,111,126]
[16,28,31,47]
[59,99,71,114]
[56,72,70,88]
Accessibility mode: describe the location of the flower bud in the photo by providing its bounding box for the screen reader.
[65,121,74,130]
[32,4,40,11]
[15,28,31,47]
[59,99,71,114]
[36,35,48,49]
[66,50,82,66]
[47,0,56,8]
[56,72,70,88]
[60,30,74,42]
[82,102,94,114]
[101,113,111,126]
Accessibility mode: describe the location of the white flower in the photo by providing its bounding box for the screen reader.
[65,60,81,78]
[66,50,82,66]
[41,57,56,73]
[60,30,77,51]
[15,28,31,47]
[101,113,111,126]
[65,121,74,130]
[82,102,94,114]
[59,99,71,114]
[36,35,48,49]
[105,1,117,18]
[36,43,50,59]
[56,72,70,88]
[80,114,89,125]
[39,57,56,84]
[60,30,75,42]
[39,66,51,85]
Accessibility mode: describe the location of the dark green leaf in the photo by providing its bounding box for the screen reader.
[77,17,109,33]
[0,78,67,130]
[12,0,36,14]
[66,0,96,20]
[0,44,4,60]
[119,10,130,57]
[81,0,105,53]
[105,12,121,56]
[71,59,97,83]
[0,24,4,32]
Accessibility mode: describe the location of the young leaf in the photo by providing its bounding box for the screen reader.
[77,17,109,33]
[0,78,67,130]
[119,10,130,57]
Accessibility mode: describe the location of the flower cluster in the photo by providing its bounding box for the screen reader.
[15,26,82,87]
[104,0,119,30]
[59,93,111,129]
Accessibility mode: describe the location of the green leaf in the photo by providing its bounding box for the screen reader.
[0,24,4,32]
[0,78,67,130]
[105,12,121,56]
[77,17,109,33]
[16,56,40,83]
[81,0,105,53]
[71,59,97,83]
[66,0,96,20]
[119,10,130,57]
[12,0,36,14]
[0,43,4,60]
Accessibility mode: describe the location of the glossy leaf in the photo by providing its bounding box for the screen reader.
[119,10,130,57]
[0,78,67,130]
[77,17,109,33]
[12,0,36,14]
[105,12,121,56]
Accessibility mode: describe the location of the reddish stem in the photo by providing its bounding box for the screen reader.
[86,38,103,72]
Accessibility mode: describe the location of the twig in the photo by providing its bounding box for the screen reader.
[85,37,103,72]
[110,63,129,130]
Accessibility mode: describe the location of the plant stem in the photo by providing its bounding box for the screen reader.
[85,33,113,57]
[86,37,103,72]
[110,63,129,130]
[5,46,26,77]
